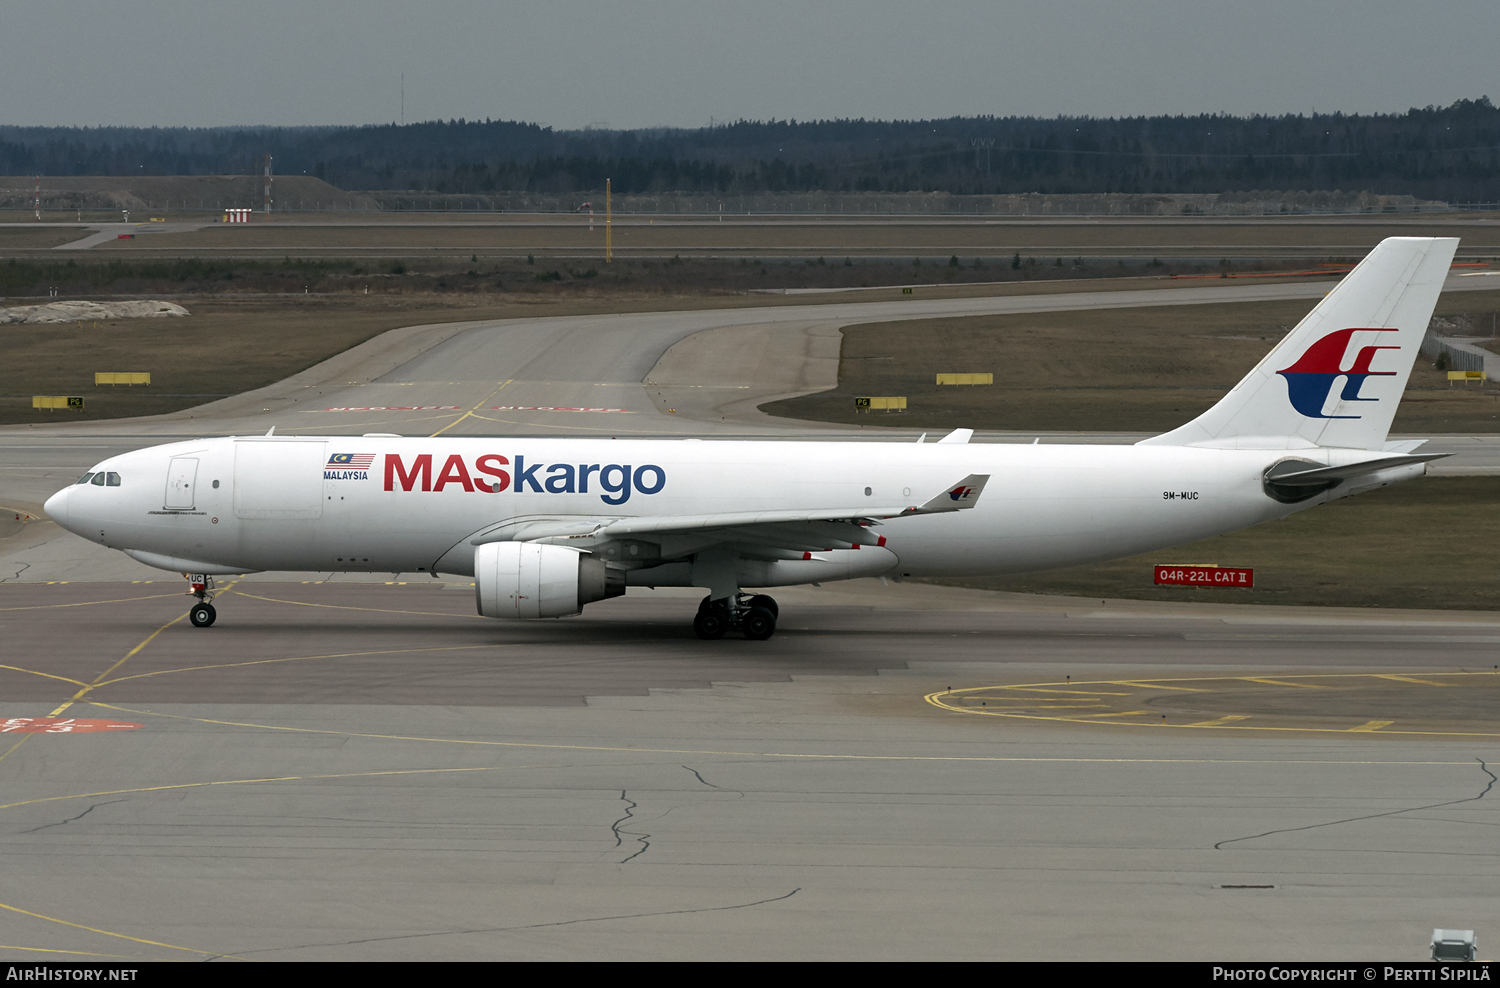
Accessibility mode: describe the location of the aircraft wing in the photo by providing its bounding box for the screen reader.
[602,472,990,537]
[465,474,989,554]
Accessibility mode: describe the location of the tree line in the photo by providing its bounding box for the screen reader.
[2,98,1497,200]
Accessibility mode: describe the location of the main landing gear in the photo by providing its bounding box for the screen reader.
[185,573,217,628]
[693,593,779,641]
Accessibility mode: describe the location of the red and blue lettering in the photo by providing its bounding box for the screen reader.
[383,453,664,504]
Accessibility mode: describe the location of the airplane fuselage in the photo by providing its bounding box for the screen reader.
[47,435,1380,581]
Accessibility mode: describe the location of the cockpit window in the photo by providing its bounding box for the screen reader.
[91,473,106,486]
[76,473,95,485]
[106,472,121,487]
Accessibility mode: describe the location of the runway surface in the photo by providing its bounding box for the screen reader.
[2,278,1498,960]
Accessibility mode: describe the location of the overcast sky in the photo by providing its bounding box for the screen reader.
[5,1,1497,130]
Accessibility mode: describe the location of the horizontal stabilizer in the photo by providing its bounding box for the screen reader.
[1265,453,1448,488]
[1262,453,1447,503]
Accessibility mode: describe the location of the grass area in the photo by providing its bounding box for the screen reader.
[60,215,1500,256]
[0,228,88,250]
[924,475,1500,611]
[764,291,1500,433]
[2,297,436,424]
[0,254,1124,299]
[1,256,362,296]
[0,252,1365,300]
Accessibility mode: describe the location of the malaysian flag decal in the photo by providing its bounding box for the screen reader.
[325,452,375,480]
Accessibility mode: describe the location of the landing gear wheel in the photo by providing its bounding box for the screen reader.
[746,594,778,619]
[189,602,217,628]
[693,605,729,640]
[742,605,777,641]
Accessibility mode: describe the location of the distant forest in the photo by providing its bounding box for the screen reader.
[3,99,1498,201]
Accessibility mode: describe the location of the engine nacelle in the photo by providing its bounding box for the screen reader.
[474,542,624,619]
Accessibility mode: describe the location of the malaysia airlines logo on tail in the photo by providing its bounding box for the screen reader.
[1276,328,1399,419]
[947,485,975,501]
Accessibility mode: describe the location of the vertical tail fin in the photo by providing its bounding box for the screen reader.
[1140,237,1458,450]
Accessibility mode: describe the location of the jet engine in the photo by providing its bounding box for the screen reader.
[474,542,624,619]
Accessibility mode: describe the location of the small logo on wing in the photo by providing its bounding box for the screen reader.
[1276,328,1399,419]
[948,485,975,501]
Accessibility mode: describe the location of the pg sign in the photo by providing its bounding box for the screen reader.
[1154,565,1253,587]
[32,396,84,410]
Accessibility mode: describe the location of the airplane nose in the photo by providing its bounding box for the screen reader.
[43,488,71,529]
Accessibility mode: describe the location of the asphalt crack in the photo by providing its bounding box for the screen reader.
[2,562,30,583]
[24,799,124,833]
[611,789,650,863]
[1216,757,1496,850]
[682,764,744,797]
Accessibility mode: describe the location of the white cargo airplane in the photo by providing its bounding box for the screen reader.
[45,237,1457,639]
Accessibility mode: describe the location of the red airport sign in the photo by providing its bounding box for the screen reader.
[1154,565,1253,588]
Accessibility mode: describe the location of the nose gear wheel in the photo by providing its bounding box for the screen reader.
[185,573,219,628]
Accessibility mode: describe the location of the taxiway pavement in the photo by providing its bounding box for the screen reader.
[1,580,1497,961]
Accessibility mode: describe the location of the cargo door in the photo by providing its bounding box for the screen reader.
[232,440,325,520]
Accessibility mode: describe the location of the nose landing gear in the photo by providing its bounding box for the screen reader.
[185,573,217,628]
[694,593,778,640]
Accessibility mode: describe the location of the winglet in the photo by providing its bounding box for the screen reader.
[915,474,989,512]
